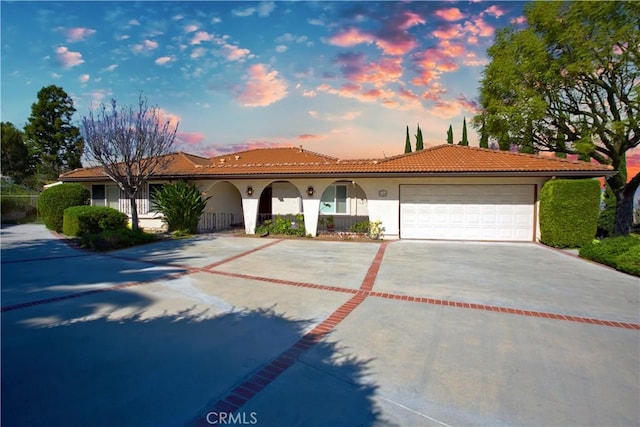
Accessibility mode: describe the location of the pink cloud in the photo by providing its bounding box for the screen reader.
[191,31,214,45]
[205,141,289,156]
[55,46,84,68]
[154,56,175,66]
[184,24,199,33]
[65,27,96,42]
[132,39,158,53]
[78,74,90,83]
[219,44,251,61]
[177,132,205,145]
[421,82,447,101]
[511,16,527,25]
[298,134,319,140]
[463,52,488,67]
[334,53,403,87]
[484,5,505,18]
[329,28,374,48]
[434,8,465,21]
[432,24,464,40]
[429,95,479,119]
[237,64,288,107]
[465,18,495,38]
[154,109,181,130]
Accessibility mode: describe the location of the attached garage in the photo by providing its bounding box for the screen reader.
[400,184,535,241]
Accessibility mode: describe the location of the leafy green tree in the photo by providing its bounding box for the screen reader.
[24,85,83,184]
[475,2,639,235]
[81,95,178,230]
[446,125,453,144]
[404,125,412,153]
[459,117,469,146]
[415,124,424,151]
[1,122,32,184]
[555,131,567,158]
[151,181,210,234]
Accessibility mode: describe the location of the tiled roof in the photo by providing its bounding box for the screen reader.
[60,144,613,180]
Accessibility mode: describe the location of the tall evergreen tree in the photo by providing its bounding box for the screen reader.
[519,119,535,154]
[447,125,453,144]
[404,125,412,153]
[459,117,469,146]
[24,85,83,183]
[1,122,32,184]
[415,124,424,150]
[479,117,489,148]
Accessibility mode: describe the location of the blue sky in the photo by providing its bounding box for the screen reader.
[1,1,528,159]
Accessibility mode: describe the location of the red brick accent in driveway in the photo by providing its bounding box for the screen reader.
[193,242,389,426]
[202,239,284,270]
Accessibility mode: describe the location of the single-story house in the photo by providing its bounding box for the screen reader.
[59,144,614,241]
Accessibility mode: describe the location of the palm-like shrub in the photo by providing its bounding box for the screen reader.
[151,181,210,234]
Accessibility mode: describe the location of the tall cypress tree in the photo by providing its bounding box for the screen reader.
[459,117,469,146]
[415,124,424,151]
[404,125,412,153]
[446,125,453,144]
[479,117,489,148]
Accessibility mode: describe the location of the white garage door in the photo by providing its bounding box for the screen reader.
[400,185,535,241]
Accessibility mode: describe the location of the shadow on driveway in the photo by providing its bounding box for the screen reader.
[2,288,384,427]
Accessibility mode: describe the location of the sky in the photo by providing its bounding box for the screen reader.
[1,0,532,160]
[1,0,638,186]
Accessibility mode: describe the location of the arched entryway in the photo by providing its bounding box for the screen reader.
[317,181,369,233]
[199,181,243,232]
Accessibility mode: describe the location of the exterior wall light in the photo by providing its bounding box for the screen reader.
[378,189,388,197]
[246,186,253,196]
[307,186,314,196]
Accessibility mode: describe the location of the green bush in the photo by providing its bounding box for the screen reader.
[63,205,127,237]
[579,236,640,277]
[255,214,306,236]
[79,228,158,251]
[37,183,89,232]
[539,179,601,248]
[151,181,210,234]
[350,220,370,234]
[597,184,616,238]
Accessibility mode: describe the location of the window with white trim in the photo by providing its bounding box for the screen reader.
[320,184,348,214]
[91,184,120,209]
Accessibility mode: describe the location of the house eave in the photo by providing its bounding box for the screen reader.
[60,169,615,182]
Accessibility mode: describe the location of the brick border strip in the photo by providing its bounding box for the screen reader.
[367,292,640,330]
[202,239,284,270]
[192,242,389,425]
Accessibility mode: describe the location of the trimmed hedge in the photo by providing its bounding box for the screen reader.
[539,179,601,248]
[579,236,640,277]
[37,183,90,232]
[79,228,159,251]
[63,205,128,237]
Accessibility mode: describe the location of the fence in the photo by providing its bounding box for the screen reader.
[198,212,241,233]
[1,195,39,223]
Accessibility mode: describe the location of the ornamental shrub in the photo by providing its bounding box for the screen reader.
[255,214,306,236]
[539,179,601,248]
[37,183,89,232]
[79,228,158,251]
[151,181,210,234]
[579,236,640,277]
[63,205,127,237]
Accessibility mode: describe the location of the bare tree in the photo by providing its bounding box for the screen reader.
[81,95,179,230]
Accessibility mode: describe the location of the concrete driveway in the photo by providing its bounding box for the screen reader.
[2,224,639,427]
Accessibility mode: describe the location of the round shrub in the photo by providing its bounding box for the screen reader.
[63,205,127,237]
[37,183,90,232]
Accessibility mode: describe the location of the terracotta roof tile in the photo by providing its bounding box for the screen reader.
[60,145,613,180]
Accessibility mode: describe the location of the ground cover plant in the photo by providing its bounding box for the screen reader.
[579,235,640,277]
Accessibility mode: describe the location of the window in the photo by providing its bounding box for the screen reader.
[320,184,348,214]
[92,184,120,209]
[148,183,164,211]
[92,185,106,207]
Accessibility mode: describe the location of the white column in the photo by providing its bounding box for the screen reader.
[302,197,321,236]
[242,197,260,234]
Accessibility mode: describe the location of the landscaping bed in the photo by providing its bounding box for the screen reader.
[579,235,640,277]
